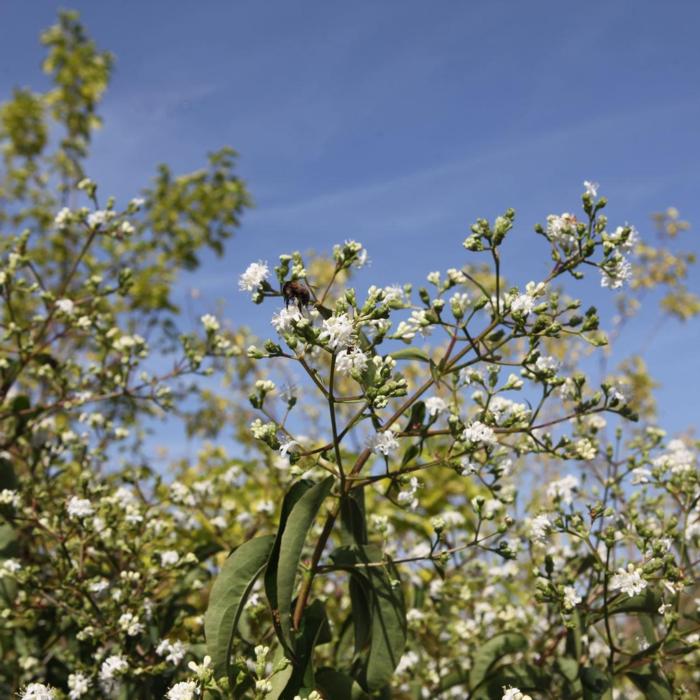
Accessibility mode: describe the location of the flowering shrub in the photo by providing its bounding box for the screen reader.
[2,11,700,700]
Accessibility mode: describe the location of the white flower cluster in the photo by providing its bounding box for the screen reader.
[463,421,497,446]
[546,475,579,505]
[238,260,269,294]
[609,564,647,598]
[368,429,399,455]
[600,253,632,289]
[502,687,533,700]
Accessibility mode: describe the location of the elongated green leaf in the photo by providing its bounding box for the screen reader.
[389,348,431,363]
[362,546,406,692]
[607,589,661,616]
[266,645,294,700]
[0,454,17,491]
[276,476,334,648]
[0,521,17,558]
[204,534,275,683]
[349,573,372,655]
[339,487,367,546]
[557,657,579,683]
[265,480,315,624]
[627,667,673,700]
[316,668,370,700]
[472,663,548,700]
[580,666,611,700]
[329,545,406,691]
[469,633,527,691]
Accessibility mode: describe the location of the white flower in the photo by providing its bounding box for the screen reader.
[575,438,597,460]
[527,514,551,542]
[425,396,447,417]
[546,475,579,505]
[631,467,651,484]
[1,558,22,576]
[157,639,187,666]
[610,224,639,251]
[397,477,420,510]
[368,429,399,455]
[187,655,212,678]
[510,293,535,316]
[67,672,90,699]
[463,421,496,446]
[271,306,302,333]
[20,684,55,700]
[119,612,145,636]
[583,180,599,198]
[55,298,75,315]
[459,368,482,385]
[200,314,220,332]
[502,688,532,700]
[600,254,632,289]
[170,481,196,506]
[255,680,272,694]
[167,681,199,700]
[563,586,582,610]
[381,284,407,305]
[54,207,72,228]
[450,292,470,317]
[238,260,269,293]
[610,564,647,598]
[0,489,20,508]
[535,355,558,374]
[66,496,94,519]
[99,654,128,683]
[160,550,180,567]
[278,438,300,458]
[113,334,145,353]
[320,313,355,349]
[87,210,112,229]
[88,578,109,594]
[335,347,368,375]
[130,197,145,210]
[546,213,578,245]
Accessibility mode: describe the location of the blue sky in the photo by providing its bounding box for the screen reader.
[1,1,699,442]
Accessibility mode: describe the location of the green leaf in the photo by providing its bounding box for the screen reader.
[315,304,333,320]
[627,667,673,700]
[389,348,430,363]
[362,546,407,692]
[557,656,579,683]
[204,534,275,683]
[340,487,367,546]
[266,479,317,640]
[316,668,370,700]
[405,401,426,431]
[580,666,611,700]
[607,589,661,616]
[0,454,17,492]
[472,663,549,700]
[437,669,470,693]
[276,476,334,649]
[400,443,420,468]
[266,645,294,700]
[469,633,527,691]
[565,609,583,662]
[328,545,406,691]
[349,572,372,654]
[0,521,18,559]
[298,599,332,689]
[10,395,30,414]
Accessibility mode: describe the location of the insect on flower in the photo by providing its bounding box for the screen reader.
[282,280,311,312]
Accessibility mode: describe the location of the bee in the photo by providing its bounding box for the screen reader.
[282,280,311,312]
